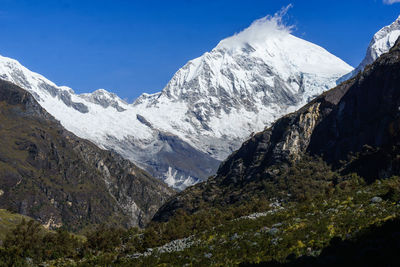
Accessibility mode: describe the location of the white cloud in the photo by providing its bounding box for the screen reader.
[383,0,400,5]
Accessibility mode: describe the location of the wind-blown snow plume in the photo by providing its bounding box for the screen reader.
[218,5,294,49]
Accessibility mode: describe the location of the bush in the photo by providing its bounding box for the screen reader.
[2,219,81,264]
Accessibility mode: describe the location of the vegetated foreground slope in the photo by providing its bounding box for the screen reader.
[242,218,400,266]
[5,164,399,266]
[125,175,400,266]
[153,36,400,222]
[0,79,174,231]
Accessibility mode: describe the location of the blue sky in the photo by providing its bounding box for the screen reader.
[0,0,400,101]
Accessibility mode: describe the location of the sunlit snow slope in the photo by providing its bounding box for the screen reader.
[0,12,353,189]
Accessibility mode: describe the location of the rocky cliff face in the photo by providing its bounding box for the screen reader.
[0,80,174,231]
[153,37,400,222]
[215,80,352,186]
[308,37,400,179]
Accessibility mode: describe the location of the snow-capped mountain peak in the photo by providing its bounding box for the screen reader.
[156,12,351,102]
[367,15,400,60]
[135,13,352,162]
[342,15,400,80]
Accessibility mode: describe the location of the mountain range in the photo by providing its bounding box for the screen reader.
[0,13,354,190]
[0,14,399,193]
[1,9,400,266]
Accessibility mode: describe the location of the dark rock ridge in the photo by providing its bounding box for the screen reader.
[153,37,400,222]
[0,79,174,231]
